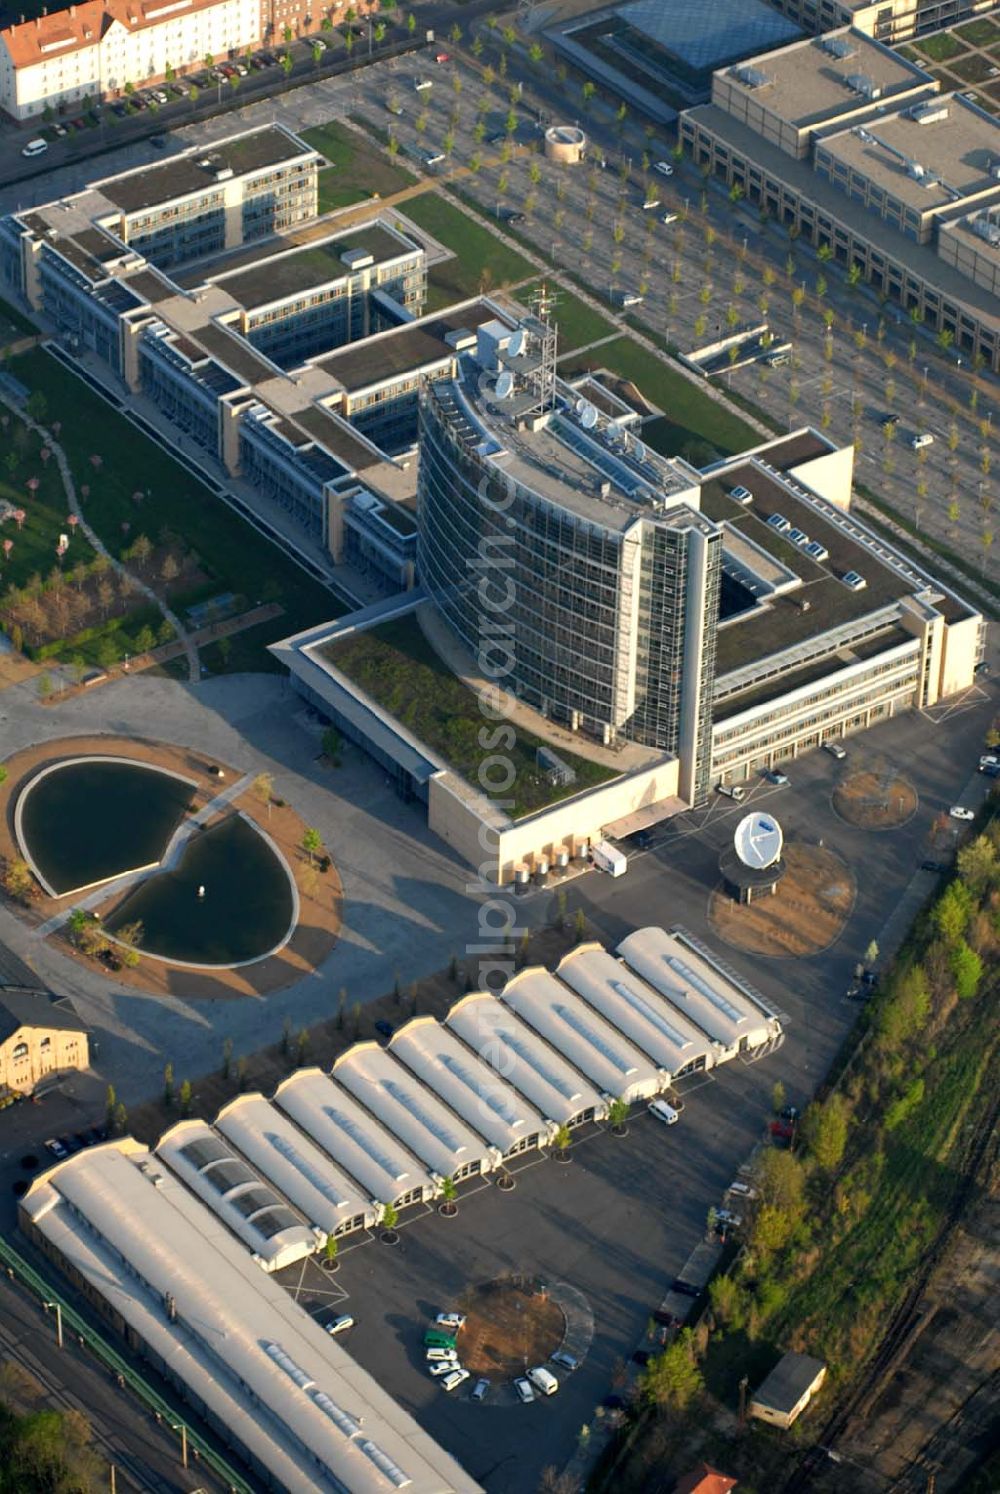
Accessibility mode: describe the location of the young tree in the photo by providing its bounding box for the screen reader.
[105,1083,117,1133]
[324,1233,339,1267]
[771,1079,786,1115]
[802,1092,849,1173]
[251,771,274,816]
[381,1202,399,1234]
[552,1123,571,1160]
[179,1079,192,1118]
[640,1330,702,1412]
[440,1174,458,1214]
[221,1035,233,1080]
[607,1098,629,1134]
[302,827,322,865]
[163,1062,175,1108]
[2,858,35,902]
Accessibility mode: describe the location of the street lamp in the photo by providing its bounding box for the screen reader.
[170,1422,189,1468]
[43,1300,63,1348]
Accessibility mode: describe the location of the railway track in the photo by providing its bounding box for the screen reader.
[780,1079,1000,1494]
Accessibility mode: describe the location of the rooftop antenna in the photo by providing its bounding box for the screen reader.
[528,281,559,322]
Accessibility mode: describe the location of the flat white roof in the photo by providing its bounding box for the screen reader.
[215,1094,378,1237]
[556,945,718,1078]
[20,1146,482,1494]
[156,1121,316,1271]
[445,993,607,1126]
[617,927,774,1050]
[388,1017,549,1156]
[500,968,664,1103]
[332,1044,499,1179]
[274,1068,435,1207]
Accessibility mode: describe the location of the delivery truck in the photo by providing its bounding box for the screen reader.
[591,840,627,877]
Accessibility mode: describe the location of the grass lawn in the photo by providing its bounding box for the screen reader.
[10,349,342,667]
[511,281,614,353]
[301,119,416,205]
[399,193,535,310]
[955,15,1000,44]
[0,296,37,338]
[950,52,994,82]
[326,615,616,818]
[0,417,95,587]
[560,336,759,464]
[915,30,967,60]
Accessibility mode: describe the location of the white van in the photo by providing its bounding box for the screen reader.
[910,432,934,450]
[21,138,48,158]
[648,1098,679,1126]
[527,1366,559,1396]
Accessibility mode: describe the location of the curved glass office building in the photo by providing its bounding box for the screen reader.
[417,320,722,803]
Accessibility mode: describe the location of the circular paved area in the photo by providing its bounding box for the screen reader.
[708,841,856,959]
[832,765,918,831]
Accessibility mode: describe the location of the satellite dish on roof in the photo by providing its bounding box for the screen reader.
[734,812,783,871]
[580,401,598,430]
[495,370,515,400]
[508,328,527,358]
[575,397,588,418]
[633,439,647,464]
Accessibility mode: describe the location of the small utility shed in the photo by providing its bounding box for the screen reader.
[749,1352,827,1429]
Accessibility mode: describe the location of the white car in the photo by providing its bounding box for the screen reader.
[429,1360,460,1377]
[426,1348,458,1362]
[654,160,674,176]
[441,1368,470,1392]
[527,1365,559,1396]
[661,212,679,225]
[949,806,975,821]
[514,1377,536,1403]
[727,1180,758,1199]
[325,1315,354,1336]
[979,755,998,769]
[648,1098,679,1126]
[435,1312,466,1330]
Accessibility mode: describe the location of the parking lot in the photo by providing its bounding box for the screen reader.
[284,1070,767,1494]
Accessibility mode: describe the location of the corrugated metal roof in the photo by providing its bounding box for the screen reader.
[274,1068,435,1207]
[500,968,663,1103]
[156,1121,316,1271]
[617,927,772,1050]
[332,1044,499,1180]
[556,945,717,1078]
[389,1017,548,1156]
[445,993,606,1127]
[20,1146,482,1494]
[215,1094,378,1237]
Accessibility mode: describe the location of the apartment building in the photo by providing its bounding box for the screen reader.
[0,0,260,121]
[767,0,999,47]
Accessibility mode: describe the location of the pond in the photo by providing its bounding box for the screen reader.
[18,758,195,897]
[106,814,294,966]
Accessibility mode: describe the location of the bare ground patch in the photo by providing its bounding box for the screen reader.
[833,765,917,830]
[709,842,855,959]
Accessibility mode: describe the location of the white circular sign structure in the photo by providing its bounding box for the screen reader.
[734,812,783,871]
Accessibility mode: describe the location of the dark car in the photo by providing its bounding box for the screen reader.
[504,211,525,225]
[111,103,127,117]
[922,859,948,872]
[632,829,653,850]
[769,1119,794,1142]
[779,1105,800,1123]
[974,661,990,676]
[603,1394,625,1411]
[652,1308,678,1327]
[632,1349,652,1366]
[150,136,166,150]
[671,1278,700,1299]
[60,1134,82,1155]
[882,412,900,429]
[374,1020,394,1040]
[764,768,789,786]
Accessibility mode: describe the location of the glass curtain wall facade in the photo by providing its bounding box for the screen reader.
[37,248,133,375]
[418,381,720,793]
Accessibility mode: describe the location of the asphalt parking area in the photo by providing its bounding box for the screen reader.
[278,1059,785,1494]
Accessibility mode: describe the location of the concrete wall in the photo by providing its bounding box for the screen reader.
[938,610,981,699]
[428,755,681,886]
[787,443,854,509]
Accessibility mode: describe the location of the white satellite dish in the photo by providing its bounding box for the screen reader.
[575,397,587,418]
[508,328,527,358]
[495,370,515,400]
[734,812,783,871]
[633,439,647,464]
[580,402,598,430]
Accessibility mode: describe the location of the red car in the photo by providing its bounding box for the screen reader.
[769,1119,794,1143]
[435,51,450,63]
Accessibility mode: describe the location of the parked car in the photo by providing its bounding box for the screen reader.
[435,51,450,62]
[921,860,948,872]
[441,1368,469,1392]
[374,1020,394,1040]
[653,160,674,176]
[429,1361,459,1377]
[769,1119,794,1142]
[504,211,526,225]
[527,1366,558,1396]
[513,1377,536,1404]
[632,1349,652,1366]
[550,1348,579,1371]
[716,1208,742,1228]
[426,1348,458,1362]
[823,740,847,760]
[727,1180,757,1199]
[44,1137,68,1160]
[949,806,975,821]
[470,1377,490,1402]
[435,1312,466,1330]
[652,1308,678,1327]
[150,136,166,150]
[648,1098,679,1127]
[763,768,789,785]
[671,1278,700,1298]
[325,1315,354,1336]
